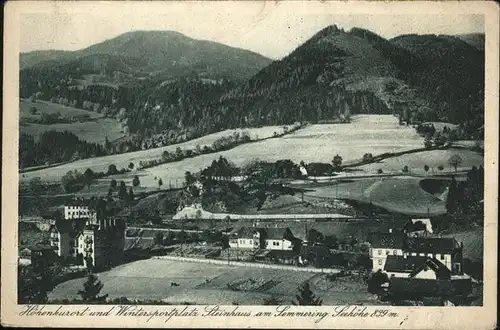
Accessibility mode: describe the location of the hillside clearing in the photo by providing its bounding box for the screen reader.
[20,99,103,119]
[21,118,126,144]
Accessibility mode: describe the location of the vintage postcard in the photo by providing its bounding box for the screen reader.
[1,1,498,328]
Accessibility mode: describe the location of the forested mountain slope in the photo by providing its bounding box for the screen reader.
[19,26,484,169]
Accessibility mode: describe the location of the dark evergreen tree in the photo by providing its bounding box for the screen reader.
[332,154,343,170]
[446,176,459,215]
[77,274,108,303]
[128,187,134,203]
[84,168,94,191]
[132,175,140,187]
[292,282,322,306]
[118,181,127,200]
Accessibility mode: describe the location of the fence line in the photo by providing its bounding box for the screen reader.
[152,255,340,274]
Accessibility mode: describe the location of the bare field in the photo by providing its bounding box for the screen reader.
[49,259,377,305]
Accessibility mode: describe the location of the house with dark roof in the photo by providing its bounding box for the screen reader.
[404,237,463,274]
[367,232,407,272]
[263,227,299,251]
[368,232,464,275]
[384,255,451,280]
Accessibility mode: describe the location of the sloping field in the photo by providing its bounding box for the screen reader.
[20,125,291,184]
[49,259,377,305]
[304,176,446,216]
[21,118,126,144]
[20,99,102,119]
[354,148,484,175]
[366,177,446,216]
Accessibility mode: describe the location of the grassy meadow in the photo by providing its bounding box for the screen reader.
[20,99,102,119]
[20,99,126,144]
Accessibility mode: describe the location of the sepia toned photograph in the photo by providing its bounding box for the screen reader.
[2,1,498,329]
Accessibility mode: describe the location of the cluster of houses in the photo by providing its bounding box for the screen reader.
[224,217,470,292]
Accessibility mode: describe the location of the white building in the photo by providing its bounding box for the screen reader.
[49,205,125,270]
[368,232,406,272]
[228,227,299,251]
[264,228,296,250]
[368,232,464,274]
[229,228,263,249]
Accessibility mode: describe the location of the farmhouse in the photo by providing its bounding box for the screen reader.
[229,227,266,249]
[264,228,298,251]
[49,204,126,270]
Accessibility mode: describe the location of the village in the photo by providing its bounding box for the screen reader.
[19,197,479,306]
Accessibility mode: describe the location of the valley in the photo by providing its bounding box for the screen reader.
[16,21,486,309]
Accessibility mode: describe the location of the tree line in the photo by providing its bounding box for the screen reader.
[19,131,107,169]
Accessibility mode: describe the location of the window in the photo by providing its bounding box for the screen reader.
[393,250,398,255]
[378,260,383,265]
[378,250,382,255]
[386,250,390,255]
[441,254,445,260]
[273,241,279,246]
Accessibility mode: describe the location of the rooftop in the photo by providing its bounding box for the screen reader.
[406,237,459,253]
[367,232,407,249]
[384,255,451,279]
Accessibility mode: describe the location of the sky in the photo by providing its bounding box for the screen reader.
[20,2,485,59]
